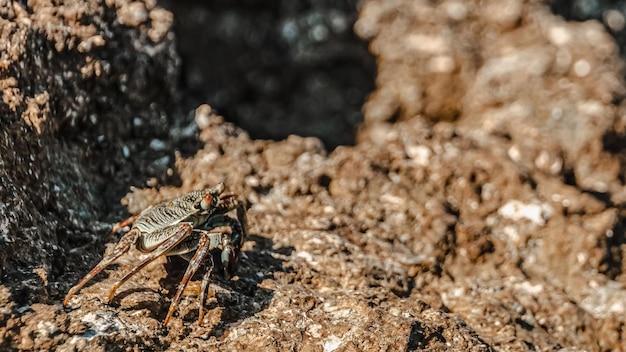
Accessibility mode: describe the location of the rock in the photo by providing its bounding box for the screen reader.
[2,0,626,351]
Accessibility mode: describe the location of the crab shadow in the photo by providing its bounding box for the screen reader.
[157,234,292,337]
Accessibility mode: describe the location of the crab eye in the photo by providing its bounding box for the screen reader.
[200,194,213,210]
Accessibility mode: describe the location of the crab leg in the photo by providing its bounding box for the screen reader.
[106,223,194,303]
[236,200,248,242]
[109,212,142,238]
[163,231,230,326]
[197,255,215,326]
[64,229,140,307]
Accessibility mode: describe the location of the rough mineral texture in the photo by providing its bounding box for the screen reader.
[2,0,626,351]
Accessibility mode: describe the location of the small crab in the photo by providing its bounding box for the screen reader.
[63,182,248,326]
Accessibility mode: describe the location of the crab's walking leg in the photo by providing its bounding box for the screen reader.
[236,201,249,241]
[106,223,194,304]
[63,229,140,307]
[163,231,228,326]
[109,212,142,238]
[197,255,215,325]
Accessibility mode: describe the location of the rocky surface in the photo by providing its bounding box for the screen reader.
[1,0,626,351]
[0,0,184,301]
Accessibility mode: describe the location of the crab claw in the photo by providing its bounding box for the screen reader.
[221,245,240,279]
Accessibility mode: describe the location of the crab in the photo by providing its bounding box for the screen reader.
[63,182,248,326]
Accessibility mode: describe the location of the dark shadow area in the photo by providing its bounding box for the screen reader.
[0,11,197,309]
[160,234,293,336]
[0,270,48,307]
[598,130,626,279]
[406,321,446,351]
[550,0,604,21]
[405,321,424,351]
[600,208,626,279]
[603,130,626,185]
[561,165,614,208]
[111,287,165,322]
[515,317,535,332]
[158,0,376,149]
[551,0,626,60]
[111,286,162,304]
